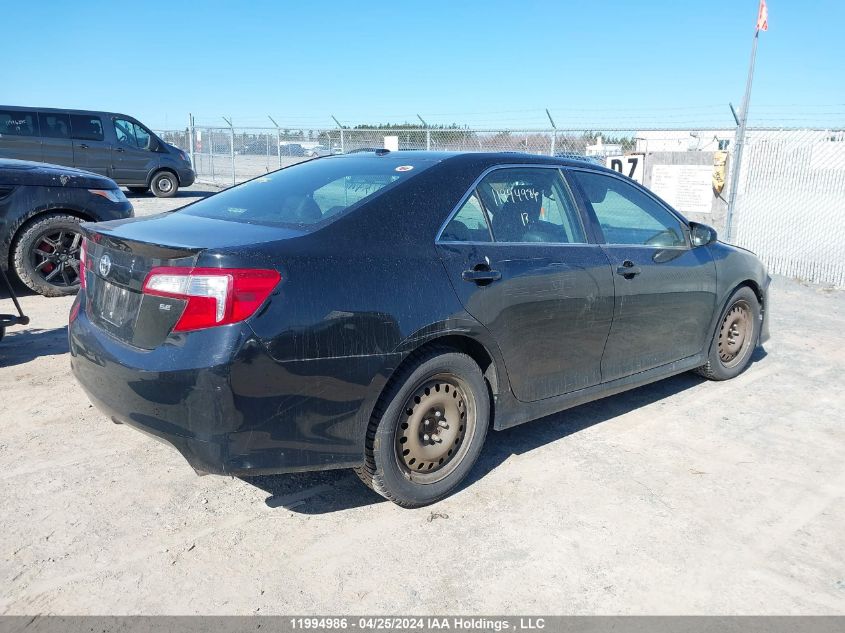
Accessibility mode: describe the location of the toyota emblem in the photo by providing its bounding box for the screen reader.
[98,254,112,277]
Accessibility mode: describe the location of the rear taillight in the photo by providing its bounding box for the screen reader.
[142,267,281,332]
[79,238,88,289]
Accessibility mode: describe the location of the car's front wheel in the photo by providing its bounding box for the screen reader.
[12,213,84,297]
[355,348,490,507]
[150,171,178,198]
[696,286,761,380]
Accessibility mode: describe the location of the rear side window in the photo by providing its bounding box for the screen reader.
[70,114,104,141]
[181,156,432,227]
[476,168,586,244]
[39,113,71,139]
[441,194,492,242]
[0,110,38,136]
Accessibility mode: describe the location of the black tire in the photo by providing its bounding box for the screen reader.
[695,286,761,381]
[150,171,178,198]
[128,186,149,194]
[355,347,490,507]
[12,213,84,297]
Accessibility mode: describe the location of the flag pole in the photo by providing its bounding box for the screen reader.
[725,23,761,242]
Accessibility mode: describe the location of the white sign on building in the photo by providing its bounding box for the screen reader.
[650,164,713,214]
[605,155,644,183]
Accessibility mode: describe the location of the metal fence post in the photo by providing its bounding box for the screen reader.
[209,128,215,183]
[268,116,281,168]
[546,109,557,157]
[332,115,344,154]
[188,113,195,169]
[223,116,235,186]
[725,25,762,243]
[417,115,430,151]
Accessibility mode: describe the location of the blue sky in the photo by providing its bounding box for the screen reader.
[2,0,843,130]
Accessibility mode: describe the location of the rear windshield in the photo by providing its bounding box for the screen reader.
[180,155,432,228]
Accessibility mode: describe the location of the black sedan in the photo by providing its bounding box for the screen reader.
[1,159,133,296]
[69,151,769,507]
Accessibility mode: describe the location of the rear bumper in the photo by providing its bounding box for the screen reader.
[69,303,398,475]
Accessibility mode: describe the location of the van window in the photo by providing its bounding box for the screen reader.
[114,118,152,150]
[0,110,38,136]
[70,114,104,141]
[39,113,71,139]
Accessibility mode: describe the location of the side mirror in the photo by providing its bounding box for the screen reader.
[690,222,717,247]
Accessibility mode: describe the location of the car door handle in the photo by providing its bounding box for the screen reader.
[115,147,125,152]
[78,144,89,149]
[616,261,642,277]
[462,267,502,284]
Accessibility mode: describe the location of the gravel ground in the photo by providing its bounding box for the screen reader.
[1,185,843,614]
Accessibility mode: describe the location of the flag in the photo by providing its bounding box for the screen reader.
[757,0,769,31]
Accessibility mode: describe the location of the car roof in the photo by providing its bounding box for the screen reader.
[0,104,139,122]
[321,150,612,172]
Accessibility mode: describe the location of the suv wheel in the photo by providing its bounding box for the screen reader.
[150,171,178,198]
[355,347,490,507]
[12,213,84,297]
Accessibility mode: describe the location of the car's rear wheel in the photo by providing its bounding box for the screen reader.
[355,348,489,507]
[696,286,761,380]
[150,171,178,198]
[12,213,84,297]
[128,186,149,194]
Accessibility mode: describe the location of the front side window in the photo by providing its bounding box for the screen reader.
[134,124,152,150]
[181,155,432,227]
[476,168,586,244]
[38,113,70,139]
[0,110,37,136]
[114,118,152,150]
[70,114,104,141]
[441,193,492,242]
[570,170,686,247]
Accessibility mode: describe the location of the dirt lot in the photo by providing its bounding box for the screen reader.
[1,185,844,614]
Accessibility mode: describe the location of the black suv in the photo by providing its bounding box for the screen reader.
[1,159,133,296]
[0,106,195,198]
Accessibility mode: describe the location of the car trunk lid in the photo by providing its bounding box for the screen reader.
[82,231,200,349]
[81,214,297,349]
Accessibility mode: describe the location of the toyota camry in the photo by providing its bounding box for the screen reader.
[69,151,770,507]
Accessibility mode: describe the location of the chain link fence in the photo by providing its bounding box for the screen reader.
[155,123,845,286]
[730,129,845,286]
[155,126,638,186]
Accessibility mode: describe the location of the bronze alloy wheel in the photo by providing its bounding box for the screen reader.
[718,299,754,368]
[395,373,476,484]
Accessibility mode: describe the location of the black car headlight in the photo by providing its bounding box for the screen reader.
[89,188,128,203]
